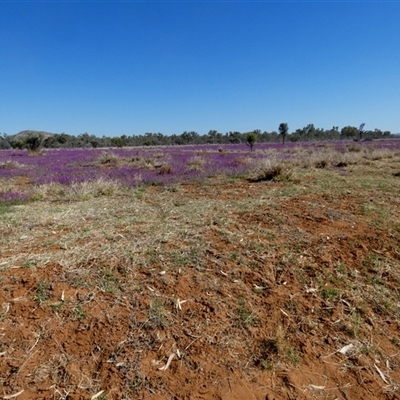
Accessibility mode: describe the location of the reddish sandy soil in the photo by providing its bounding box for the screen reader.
[1,179,400,400]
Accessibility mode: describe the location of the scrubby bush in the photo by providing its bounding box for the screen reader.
[249,158,293,182]
[24,132,44,153]
[157,163,173,175]
[9,132,44,153]
[96,151,120,165]
[187,156,206,171]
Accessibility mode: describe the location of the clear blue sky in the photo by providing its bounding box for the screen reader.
[1,1,399,137]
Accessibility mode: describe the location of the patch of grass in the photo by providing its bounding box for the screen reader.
[321,287,340,302]
[362,254,381,272]
[345,310,363,338]
[132,188,146,199]
[228,173,246,181]
[260,358,274,371]
[98,268,120,294]
[22,259,36,268]
[64,178,120,201]
[286,346,301,364]
[67,274,90,289]
[0,203,13,214]
[34,281,51,305]
[293,268,308,285]
[236,296,256,327]
[335,262,348,274]
[285,299,297,312]
[71,304,87,320]
[148,299,168,328]
[50,301,67,313]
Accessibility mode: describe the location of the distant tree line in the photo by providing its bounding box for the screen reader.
[0,125,394,151]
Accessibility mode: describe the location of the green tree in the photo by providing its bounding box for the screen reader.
[111,137,126,147]
[23,132,44,152]
[340,126,358,140]
[278,123,289,145]
[228,131,242,144]
[358,123,365,141]
[246,131,257,151]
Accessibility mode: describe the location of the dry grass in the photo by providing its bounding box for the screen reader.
[187,155,206,171]
[248,157,294,182]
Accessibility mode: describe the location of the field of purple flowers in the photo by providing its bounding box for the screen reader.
[1,140,400,204]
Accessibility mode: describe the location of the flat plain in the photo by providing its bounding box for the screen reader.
[1,141,400,399]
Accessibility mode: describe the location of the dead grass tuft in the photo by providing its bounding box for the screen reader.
[187,155,206,171]
[96,151,121,165]
[248,158,294,182]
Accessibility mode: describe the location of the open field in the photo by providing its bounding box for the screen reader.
[1,141,400,399]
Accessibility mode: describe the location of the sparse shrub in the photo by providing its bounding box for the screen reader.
[157,163,173,175]
[131,156,142,164]
[230,156,253,167]
[154,151,165,159]
[295,148,335,169]
[337,151,363,165]
[144,158,156,169]
[187,155,206,171]
[346,143,362,152]
[96,151,120,165]
[314,158,328,168]
[249,158,293,182]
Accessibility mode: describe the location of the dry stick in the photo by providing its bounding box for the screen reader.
[228,378,232,392]
[90,390,105,400]
[2,390,25,399]
[374,364,389,384]
[158,353,175,371]
[184,336,202,352]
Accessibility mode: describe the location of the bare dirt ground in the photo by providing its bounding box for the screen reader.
[1,159,400,399]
